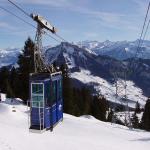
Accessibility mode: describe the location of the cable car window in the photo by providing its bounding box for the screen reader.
[32,84,43,94]
[31,83,44,107]
[32,95,43,107]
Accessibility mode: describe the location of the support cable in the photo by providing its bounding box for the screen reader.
[0,6,61,43]
[135,1,150,58]
[0,6,35,28]
[7,0,68,43]
[7,0,31,17]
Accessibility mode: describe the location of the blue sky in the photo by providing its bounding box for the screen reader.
[0,0,150,48]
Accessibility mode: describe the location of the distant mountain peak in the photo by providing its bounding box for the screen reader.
[77,39,150,60]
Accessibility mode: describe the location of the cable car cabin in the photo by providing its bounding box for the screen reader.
[29,72,63,132]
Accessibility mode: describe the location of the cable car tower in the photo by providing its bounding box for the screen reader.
[30,13,57,73]
[112,69,131,127]
[111,49,131,128]
[28,14,63,132]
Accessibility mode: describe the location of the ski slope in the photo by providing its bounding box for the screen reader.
[0,99,150,150]
[71,69,147,108]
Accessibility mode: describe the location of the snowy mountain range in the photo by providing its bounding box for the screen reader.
[77,40,150,60]
[45,42,150,108]
[1,41,150,108]
[0,48,21,68]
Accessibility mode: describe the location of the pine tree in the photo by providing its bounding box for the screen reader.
[0,67,16,98]
[107,109,114,122]
[60,64,74,114]
[6,80,14,98]
[72,88,81,116]
[131,112,139,128]
[91,95,108,121]
[141,98,150,131]
[17,37,35,102]
[135,101,141,114]
[0,67,10,93]
[81,87,92,115]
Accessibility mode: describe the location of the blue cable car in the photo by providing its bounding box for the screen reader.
[29,72,63,132]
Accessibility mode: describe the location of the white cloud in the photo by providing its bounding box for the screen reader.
[5,0,140,31]
[1,0,144,40]
[17,0,72,7]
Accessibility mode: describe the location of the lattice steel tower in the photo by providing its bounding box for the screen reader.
[30,14,57,73]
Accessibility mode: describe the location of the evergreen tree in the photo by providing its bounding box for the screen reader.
[0,67,10,93]
[81,87,92,115]
[9,67,18,97]
[72,88,81,116]
[17,37,35,102]
[131,112,139,128]
[107,109,114,122]
[135,101,141,114]
[141,98,150,131]
[60,64,74,114]
[0,67,16,98]
[91,95,108,121]
[60,64,93,116]
[6,80,14,98]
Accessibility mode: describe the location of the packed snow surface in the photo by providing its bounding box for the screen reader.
[0,99,150,150]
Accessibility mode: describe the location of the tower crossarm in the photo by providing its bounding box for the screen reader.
[30,13,57,33]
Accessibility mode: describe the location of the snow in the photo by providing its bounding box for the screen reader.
[63,52,76,69]
[0,99,150,150]
[0,93,6,101]
[116,111,144,124]
[125,47,129,51]
[84,48,97,55]
[63,44,74,54]
[77,40,150,59]
[0,48,21,68]
[80,115,97,120]
[78,51,87,60]
[45,46,61,65]
[70,69,147,108]
[77,41,99,49]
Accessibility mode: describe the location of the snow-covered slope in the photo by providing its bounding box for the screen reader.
[78,40,150,60]
[0,99,150,150]
[71,69,147,108]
